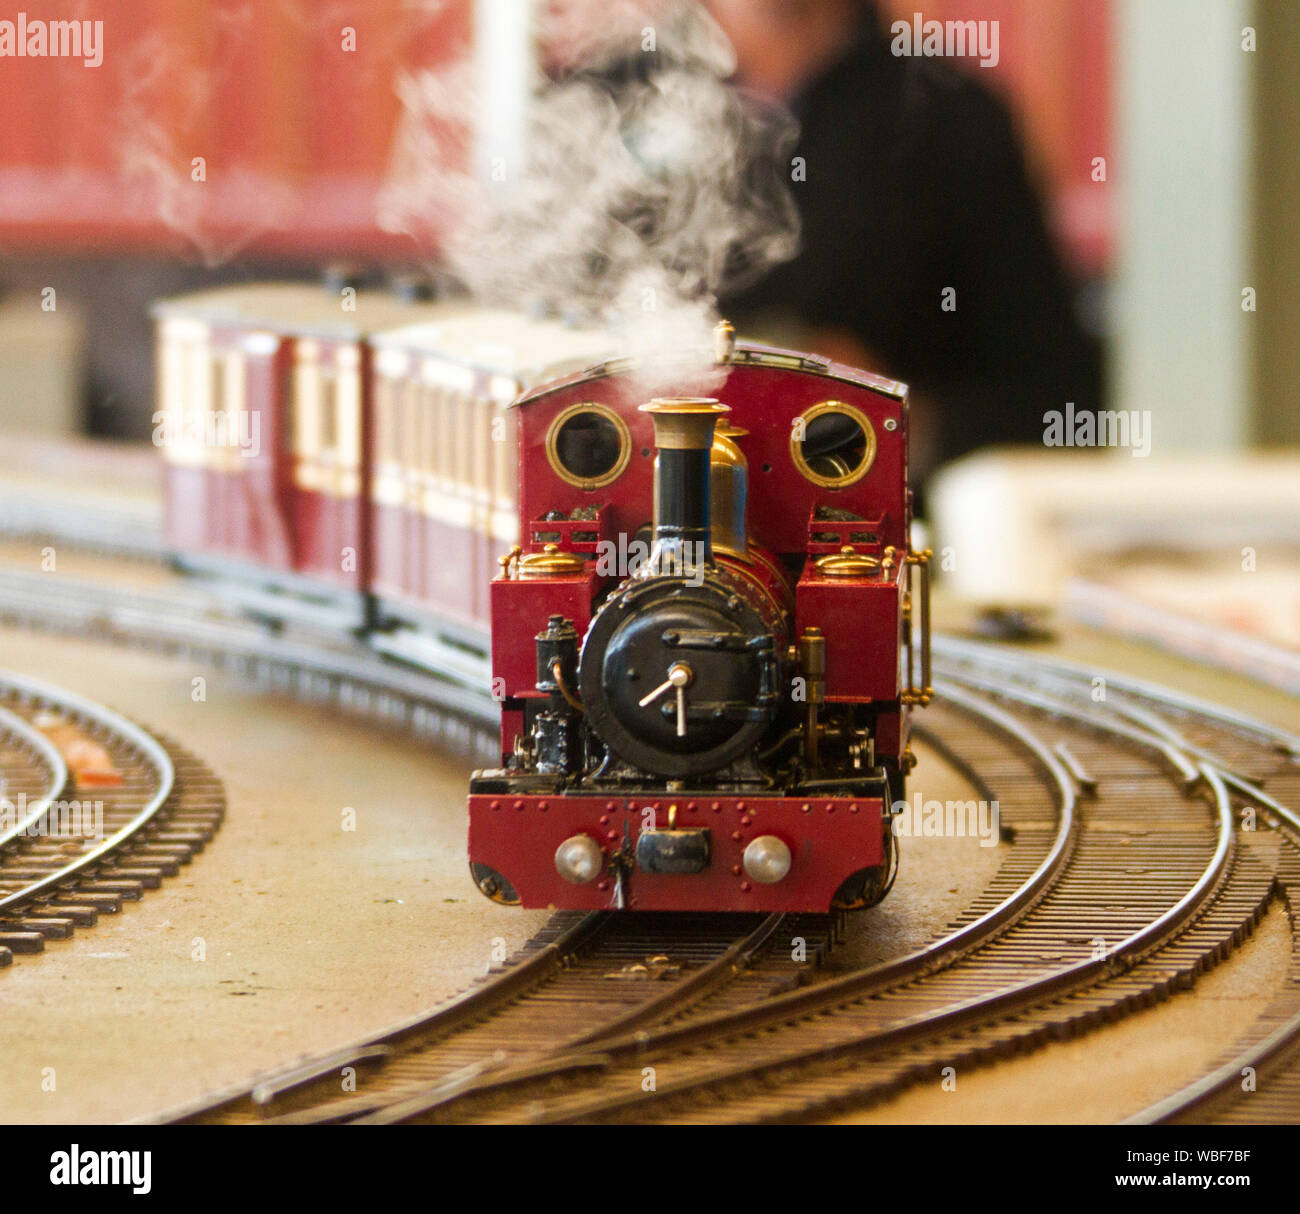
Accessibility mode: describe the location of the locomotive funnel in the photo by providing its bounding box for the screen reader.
[639,397,730,574]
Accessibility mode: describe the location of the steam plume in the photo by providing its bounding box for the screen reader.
[379,0,801,393]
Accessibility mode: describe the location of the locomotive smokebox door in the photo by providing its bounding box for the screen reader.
[636,827,711,875]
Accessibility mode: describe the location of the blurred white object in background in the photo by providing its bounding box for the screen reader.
[0,293,85,435]
[929,449,1300,605]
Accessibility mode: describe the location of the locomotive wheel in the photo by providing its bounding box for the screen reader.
[830,828,899,911]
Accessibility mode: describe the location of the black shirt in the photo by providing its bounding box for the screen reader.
[720,21,1103,470]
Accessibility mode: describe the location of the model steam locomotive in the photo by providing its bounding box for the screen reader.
[154,284,930,915]
[470,325,930,913]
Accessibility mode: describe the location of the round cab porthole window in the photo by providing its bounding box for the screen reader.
[790,401,877,488]
[546,403,632,490]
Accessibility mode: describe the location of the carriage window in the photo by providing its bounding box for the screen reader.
[415,385,430,477]
[437,389,451,479]
[335,362,360,467]
[391,379,409,470]
[470,396,490,496]
[455,393,472,487]
[159,323,209,465]
[225,351,245,417]
[408,384,423,475]
[318,369,338,454]
[441,391,458,484]
[392,380,407,466]
[546,403,631,490]
[490,403,513,502]
[186,340,208,447]
[292,342,322,459]
[210,356,225,427]
[215,350,246,464]
[449,389,470,483]
[390,379,405,465]
[421,392,441,483]
[375,377,393,463]
[790,401,877,488]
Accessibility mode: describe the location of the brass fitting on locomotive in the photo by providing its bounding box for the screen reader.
[900,548,934,707]
[710,422,749,557]
[797,626,827,769]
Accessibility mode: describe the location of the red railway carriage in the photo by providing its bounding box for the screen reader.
[155,286,615,660]
[365,313,618,677]
[154,284,447,627]
[470,332,931,914]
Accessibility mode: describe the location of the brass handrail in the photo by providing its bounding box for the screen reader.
[902,548,933,706]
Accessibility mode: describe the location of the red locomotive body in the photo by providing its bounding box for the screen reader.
[470,334,930,913]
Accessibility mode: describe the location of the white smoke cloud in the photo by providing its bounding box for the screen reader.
[537,0,735,77]
[378,0,800,394]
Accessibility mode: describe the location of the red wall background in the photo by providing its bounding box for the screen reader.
[0,0,1109,271]
[0,0,471,260]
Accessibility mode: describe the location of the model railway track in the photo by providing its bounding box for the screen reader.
[0,489,162,561]
[931,639,1300,1126]
[161,909,841,1125]
[0,568,499,763]
[1130,802,1300,1125]
[0,670,224,966]
[3,562,1297,1121]
[0,698,70,963]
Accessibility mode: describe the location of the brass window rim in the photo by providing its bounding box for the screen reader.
[545,402,633,491]
[789,400,877,489]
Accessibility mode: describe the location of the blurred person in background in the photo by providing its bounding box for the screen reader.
[703,0,1103,484]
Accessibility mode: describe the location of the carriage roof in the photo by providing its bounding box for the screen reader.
[373,309,620,385]
[151,282,449,341]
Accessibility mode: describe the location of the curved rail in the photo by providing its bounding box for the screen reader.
[0,702,69,850]
[1125,999,1300,1124]
[0,669,175,915]
[934,634,1300,757]
[938,635,1300,1126]
[0,570,499,737]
